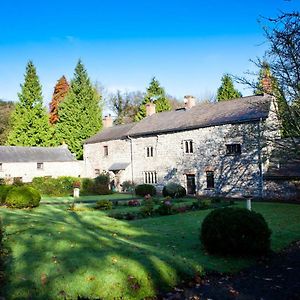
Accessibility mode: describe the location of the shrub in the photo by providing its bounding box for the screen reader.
[0,185,13,204]
[135,184,156,197]
[81,175,112,195]
[121,181,135,192]
[200,207,271,256]
[162,182,186,198]
[95,200,113,210]
[81,178,95,194]
[156,198,174,215]
[140,196,155,216]
[31,176,79,196]
[5,186,41,208]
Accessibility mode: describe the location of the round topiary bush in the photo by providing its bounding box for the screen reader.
[5,186,41,208]
[135,184,156,197]
[162,182,186,198]
[200,207,271,256]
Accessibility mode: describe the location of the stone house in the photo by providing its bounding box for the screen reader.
[84,94,288,198]
[0,145,82,183]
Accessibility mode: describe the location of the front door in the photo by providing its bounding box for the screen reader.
[186,174,196,195]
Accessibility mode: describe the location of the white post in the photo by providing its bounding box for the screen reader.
[73,187,80,198]
[246,198,252,211]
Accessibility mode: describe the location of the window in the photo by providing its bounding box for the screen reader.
[37,162,44,170]
[206,171,214,189]
[95,169,100,176]
[144,171,157,184]
[184,140,193,154]
[146,146,154,157]
[226,144,241,155]
[103,146,108,156]
[0,163,2,172]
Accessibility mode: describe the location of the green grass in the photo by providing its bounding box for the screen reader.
[0,201,300,299]
[41,193,136,204]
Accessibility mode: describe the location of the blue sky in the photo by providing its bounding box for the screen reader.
[0,0,299,110]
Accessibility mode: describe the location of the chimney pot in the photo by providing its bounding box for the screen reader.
[184,95,196,109]
[103,114,113,128]
[145,102,156,117]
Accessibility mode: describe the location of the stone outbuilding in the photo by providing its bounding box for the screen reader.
[0,145,83,183]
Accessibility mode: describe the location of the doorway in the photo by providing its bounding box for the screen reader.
[186,174,196,195]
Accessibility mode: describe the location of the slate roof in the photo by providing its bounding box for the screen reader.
[0,146,76,163]
[264,138,300,179]
[85,94,272,144]
[108,162,130,171]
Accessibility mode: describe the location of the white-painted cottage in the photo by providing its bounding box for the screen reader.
[0,145,82,183]
[84,94,287,198]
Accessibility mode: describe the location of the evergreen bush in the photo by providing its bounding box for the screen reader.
[135,184,156,197]
[95,200,113,210]
[5,186,41,208]
[0,185,13,204]
[162,182,186,198]
[200,207,271,256]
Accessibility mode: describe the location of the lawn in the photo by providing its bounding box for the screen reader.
[0,201,300,299]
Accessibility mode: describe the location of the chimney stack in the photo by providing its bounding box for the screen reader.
[103,114,113,128]
[261,75,273,95]
[184,95,196,109]
[146,102,156,117]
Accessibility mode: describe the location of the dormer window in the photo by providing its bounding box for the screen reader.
[146,146,154,157]
[184,140,193,154]
[226,144,241,155]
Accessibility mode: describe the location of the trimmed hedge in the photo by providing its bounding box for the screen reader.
[162,183,186,198]
[201,207,271,256]
[31,176,80,196]
[135,184,156,197]
[5,186,41,208]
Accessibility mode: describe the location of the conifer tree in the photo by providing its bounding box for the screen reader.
[217,74,242,101]
[49,76,69,125]
[134,77,172,121]
[7,61,54,146]
[56,60,102,159]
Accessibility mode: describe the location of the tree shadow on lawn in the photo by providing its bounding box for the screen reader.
[0,205,251,300]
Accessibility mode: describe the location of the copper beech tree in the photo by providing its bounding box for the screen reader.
[49,76,69,125]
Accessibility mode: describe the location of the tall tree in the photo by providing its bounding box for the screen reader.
[49,76,69,125]
[56,60,102,159]
[107,90,143,124]
[134,77,172,121]
[0,100,15,145]
[217,74,242,101]
[7,61,54,146]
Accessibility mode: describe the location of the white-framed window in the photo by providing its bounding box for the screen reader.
[183,140,194,154]
[226,144,241,155]
[37,162,44,170]
[0,163,2,172]
[146,146,154,157]
[103,146,108,156]
[95,169,100,176]
[143,171,157,184]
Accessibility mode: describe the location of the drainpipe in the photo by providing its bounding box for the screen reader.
[257,118,264,198]
[127,136,134,199]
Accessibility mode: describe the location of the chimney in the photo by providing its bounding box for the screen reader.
[184,95,196,109]
[103,114,113,128]
[261,75,273,95]
[146,102,156,117]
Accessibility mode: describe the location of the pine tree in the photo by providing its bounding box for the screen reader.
[49,76,69,125]
[55,60,102,159]
[134,77,172,121]
[217,74,242,101]
[7,61,54,146]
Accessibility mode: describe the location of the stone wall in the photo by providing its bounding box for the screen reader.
[264,179,300,200]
